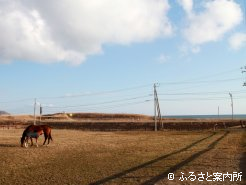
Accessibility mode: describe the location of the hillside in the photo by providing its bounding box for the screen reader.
[0,112,245,131]
[0,111,9,115]
[68,112,153,120]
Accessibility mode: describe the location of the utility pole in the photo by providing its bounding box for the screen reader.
[218,106,220,119]
[33,98,37,125]
[153,83,162,131]
[229,93,234,120]
[154,84,157,131]
[242,66,246,86]
[40,104,42,123]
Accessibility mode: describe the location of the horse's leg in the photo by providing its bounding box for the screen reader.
[30,138,33,146]
[36,138,38,147]
[47,134,50,145]
[24,137,29,148]
[47,131,53,145]
[43,134,47,145]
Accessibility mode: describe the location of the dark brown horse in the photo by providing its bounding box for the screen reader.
[20,125,53,147]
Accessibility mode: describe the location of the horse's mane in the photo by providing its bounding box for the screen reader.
[23,125,45,135]
[22,125,33,137]
[23,125,33,132]
[40,125,52,129]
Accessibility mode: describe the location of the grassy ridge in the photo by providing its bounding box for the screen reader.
[0,113,245,130]
[69,112,152,120]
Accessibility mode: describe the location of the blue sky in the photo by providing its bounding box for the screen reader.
[0,0,246,115]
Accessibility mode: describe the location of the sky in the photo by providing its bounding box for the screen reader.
[0,0,246,116]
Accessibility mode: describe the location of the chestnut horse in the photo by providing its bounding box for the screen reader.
[20,125,53,147]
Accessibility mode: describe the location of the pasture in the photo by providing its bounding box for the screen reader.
[0,128,245,185]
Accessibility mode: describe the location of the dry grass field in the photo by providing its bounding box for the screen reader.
[0,128,245,185]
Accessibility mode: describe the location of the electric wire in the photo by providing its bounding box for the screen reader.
[1,67,245,114]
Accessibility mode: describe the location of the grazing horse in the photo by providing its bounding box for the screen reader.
[20,125,53,147]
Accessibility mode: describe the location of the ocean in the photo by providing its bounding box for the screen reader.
[164,114,246,119]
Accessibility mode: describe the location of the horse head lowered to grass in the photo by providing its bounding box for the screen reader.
[20,125,53,147]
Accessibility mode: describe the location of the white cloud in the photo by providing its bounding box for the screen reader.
[0,0,172,65]
[191,46,200,53]
[181,0,243,45]
[157,53,170,64]
[229,32,246,50]
[178,0,193,17]
[178,44,200,58]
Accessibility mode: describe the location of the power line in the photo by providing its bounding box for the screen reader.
[159,77,242,86]
[1,74,241,104]
[159,96,246,102]
[0,98,34,104]
[1,66,245,115]
[0,85,152,105]
[0,74,242,104]
[44,95,151,109]
[45,100,150,113]
[158,90,245,96]
[38,84,152,100]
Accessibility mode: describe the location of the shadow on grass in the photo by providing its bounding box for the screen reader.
[140,131,229,185]
[0,144,18,148]
[240,152,246,181]
[90,132,218,185]
[239,129,246,181]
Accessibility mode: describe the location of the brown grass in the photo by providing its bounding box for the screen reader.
[0,128,245,185]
